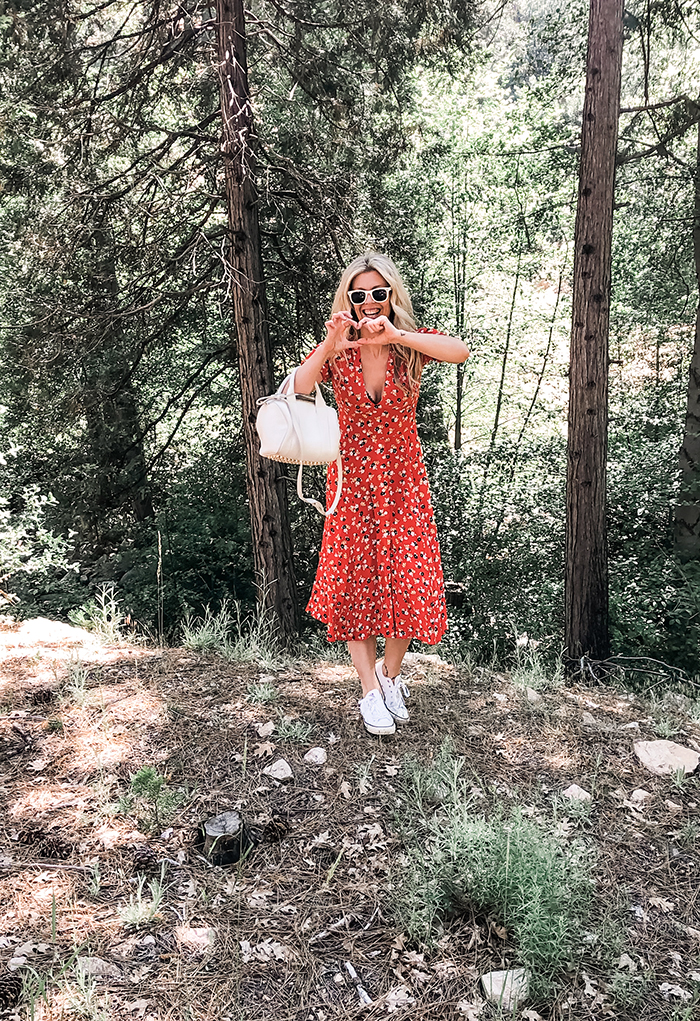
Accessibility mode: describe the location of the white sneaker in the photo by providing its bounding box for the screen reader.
[375,662,410,724]
[358,689,396,736]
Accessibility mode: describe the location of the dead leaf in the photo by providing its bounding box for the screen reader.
[649,897,675,913]
[340,780,352,799]
[246,890,270,910]
[618,953,637,973]
[582,972,598,998]
[456,1000,484,1019]
[76,956,121,980]
[239,938,290,963]
[659,983,691,1001]
[385,985,415,1012]
[253,741,276,758]
[311,831,332,847]
[129,965,152,983]
[384,764,399,776]
[124,1000,150,1017]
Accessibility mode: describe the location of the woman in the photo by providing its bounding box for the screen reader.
[295,253,469,735]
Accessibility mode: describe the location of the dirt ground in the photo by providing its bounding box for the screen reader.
[1,617,699,1020]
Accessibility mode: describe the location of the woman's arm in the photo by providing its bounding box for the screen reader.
[359,316,469,363]
[396,329,469,364]
[293,310,359,393]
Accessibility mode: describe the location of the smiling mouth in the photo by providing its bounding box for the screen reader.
[362,308,382,317]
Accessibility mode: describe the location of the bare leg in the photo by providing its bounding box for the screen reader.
[382,637,411,679]
[348,637,379,696]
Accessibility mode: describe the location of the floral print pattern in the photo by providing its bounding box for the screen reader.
[306,330,448,644]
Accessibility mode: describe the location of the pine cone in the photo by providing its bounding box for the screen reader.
[261,809,290,842]
[131,845,159,874]
[17,827,41,846]
[41,835,72,860]
[29,687,55,706]
[0,970,23,1011]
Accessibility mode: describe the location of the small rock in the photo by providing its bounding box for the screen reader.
[303,747,327,766]
[563,784,592,802]
[525,687,542,703]
[633,740,700,777]
[262,759,294,783]
[629,788,651,804]
[8,956,27,970]
[481,967,529,1009]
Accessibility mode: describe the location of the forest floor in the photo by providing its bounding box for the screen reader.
[0,618,699,1021]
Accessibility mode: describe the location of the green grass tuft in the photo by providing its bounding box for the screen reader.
[392,740,592,998]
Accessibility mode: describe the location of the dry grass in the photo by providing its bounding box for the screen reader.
[1,618,699,1020]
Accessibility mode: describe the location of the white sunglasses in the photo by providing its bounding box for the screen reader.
[348,287,392,305]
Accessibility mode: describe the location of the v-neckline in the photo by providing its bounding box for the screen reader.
[359,346,391,406]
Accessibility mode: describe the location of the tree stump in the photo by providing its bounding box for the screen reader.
[202,811,254,865]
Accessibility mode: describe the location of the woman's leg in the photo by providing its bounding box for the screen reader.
[348,637,379,696]
[382,637,411,679]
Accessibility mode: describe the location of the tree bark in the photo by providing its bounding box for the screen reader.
[565,0,623,662]
[674,121,700,560]
[215,0,299,640]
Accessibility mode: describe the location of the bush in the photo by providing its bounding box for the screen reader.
[393,741,592,999]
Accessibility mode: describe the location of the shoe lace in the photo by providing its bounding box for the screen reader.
[385,676,409,702]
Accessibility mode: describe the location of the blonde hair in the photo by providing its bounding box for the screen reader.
[330,252,424,391]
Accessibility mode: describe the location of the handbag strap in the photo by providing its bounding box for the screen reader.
[284,368,342,517]
[284,367,327,406]
[296,455,343,517]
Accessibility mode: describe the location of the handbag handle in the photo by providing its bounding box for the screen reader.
[285,368,343,518]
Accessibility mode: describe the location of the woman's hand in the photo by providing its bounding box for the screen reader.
[322,311,360,354]
[355,314,401,344]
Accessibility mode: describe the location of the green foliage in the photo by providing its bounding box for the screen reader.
[0,480,76,598]
[275,715,314,744]
[61,657,89,708]
[393,741,593,997]
[118,870,165,927]
[118,767,184,832]
[246,680,278,703]
[181,595,281,667]
[68,584,124,642]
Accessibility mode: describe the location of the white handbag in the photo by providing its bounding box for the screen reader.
[255,367,343,517]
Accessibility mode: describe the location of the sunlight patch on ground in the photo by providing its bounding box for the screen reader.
[9,784,93,820]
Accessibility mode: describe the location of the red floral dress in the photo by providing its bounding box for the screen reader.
[306,331,448,644]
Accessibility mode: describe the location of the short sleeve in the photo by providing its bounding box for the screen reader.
[415,326,447,367]
[301,344,331,383]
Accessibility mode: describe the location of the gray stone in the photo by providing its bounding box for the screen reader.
[480,968,529,1009]
[262,758,294,783]
[303,747,328,765]
[563,784,592,802]
[633,740,700,777]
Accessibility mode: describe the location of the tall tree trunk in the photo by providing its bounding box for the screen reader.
[565,0,623,662]
[674,121,700,560]
[215,0,299,640]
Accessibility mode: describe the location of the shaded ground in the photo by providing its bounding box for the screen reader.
[1,617,699,1020]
